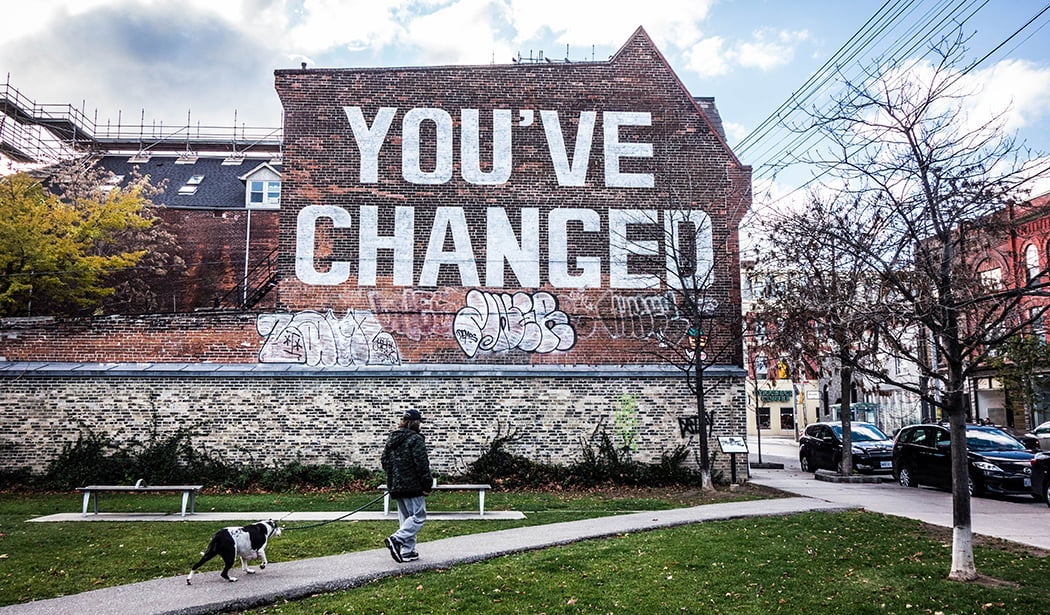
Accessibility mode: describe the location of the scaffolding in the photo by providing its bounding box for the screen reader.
[0,78,282,166]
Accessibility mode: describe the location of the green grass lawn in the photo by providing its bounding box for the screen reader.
[241,511,1049,615]
[0,485,772,606]
[2,487,1047,615]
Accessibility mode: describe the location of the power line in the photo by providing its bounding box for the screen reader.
[741,1,1050,210]
[743,0,988,182]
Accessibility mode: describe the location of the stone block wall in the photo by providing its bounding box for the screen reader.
[0,369,746,482]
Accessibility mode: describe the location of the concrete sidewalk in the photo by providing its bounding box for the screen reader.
[0,497,849,615]
[749,466,1050,550]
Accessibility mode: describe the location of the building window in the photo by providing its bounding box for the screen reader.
[754,354,768,378]
[177,174,205,196]
[100,174,124,192]
[1026,244,1040,282]
[250,180,281,206]
[757,407,771,429]
[979,266,1002,290]
[780,407,795,430]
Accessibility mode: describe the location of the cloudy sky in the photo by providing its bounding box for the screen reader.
[2,0,1050,195]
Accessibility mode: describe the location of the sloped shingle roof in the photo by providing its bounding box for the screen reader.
[96,155,282,209]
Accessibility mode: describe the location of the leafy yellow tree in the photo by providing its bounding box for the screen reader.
[0,172,152,316]
[48,159,181,314]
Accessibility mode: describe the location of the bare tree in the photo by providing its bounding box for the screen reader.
[754,193,884,476]
[788,31,1049,581]
[613,202,746,491]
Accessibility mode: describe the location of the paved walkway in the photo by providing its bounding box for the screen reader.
[750,466,1050,550]
[1,497,847,615]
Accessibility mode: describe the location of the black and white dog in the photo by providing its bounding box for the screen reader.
[187,519,282,584]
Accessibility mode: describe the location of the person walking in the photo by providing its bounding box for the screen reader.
[381,408,433,563]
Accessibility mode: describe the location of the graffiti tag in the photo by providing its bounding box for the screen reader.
[257,309,401,366]
[452,290,576,357]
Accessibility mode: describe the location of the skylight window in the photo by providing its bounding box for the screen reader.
[100,174,125,192]
[178,185,198,195]
[187,174,205,185]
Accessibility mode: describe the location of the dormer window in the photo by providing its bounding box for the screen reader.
[250,180,281,206]
[240,162,282,209]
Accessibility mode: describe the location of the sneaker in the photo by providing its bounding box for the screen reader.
[384,537,404,563]
[401,551,419,561]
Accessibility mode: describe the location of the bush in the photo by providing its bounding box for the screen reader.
[42,431,133,489]
[25,426,381,492]
[459,424,568,489]
[16,422,705,493]
[459,424,704,490]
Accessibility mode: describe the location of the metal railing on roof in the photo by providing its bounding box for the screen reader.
[1,81,282,165]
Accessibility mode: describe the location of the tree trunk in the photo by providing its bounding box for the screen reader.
[947,376,977,581]
[839,349,853,476]
[695,325,713,490]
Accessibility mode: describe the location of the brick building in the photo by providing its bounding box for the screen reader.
[0,28,752,479]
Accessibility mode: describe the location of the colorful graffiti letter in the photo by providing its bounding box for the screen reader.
[453,290,576,357]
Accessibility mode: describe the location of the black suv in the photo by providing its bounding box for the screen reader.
[893,423,1036,497]
[798,421,894,474]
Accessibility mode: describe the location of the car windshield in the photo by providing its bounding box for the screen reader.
[965,428,1026,452]
[829,424,889,442]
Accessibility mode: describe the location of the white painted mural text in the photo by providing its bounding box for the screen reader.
[295,205,713,289]
[344,107,654,187]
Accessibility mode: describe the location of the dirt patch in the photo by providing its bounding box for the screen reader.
[921,521,1050,558]
[514,482,791,506]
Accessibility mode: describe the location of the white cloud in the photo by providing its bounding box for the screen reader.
[287,0,406,54]
[723,121,748,144]
[963,59,1050,132]
[683,27,809,78]
[506,0,712,51]
[400,0,512,65]
[873,57,1050,145]
[736,29,809,70]
[685,36,730,77]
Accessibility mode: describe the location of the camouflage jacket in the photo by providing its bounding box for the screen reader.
[381,428,432,498]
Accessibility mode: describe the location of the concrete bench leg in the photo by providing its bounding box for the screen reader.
[180,491,190,517]
[82,492,92,516]
[479,490,485,516]
[384,492,391,515]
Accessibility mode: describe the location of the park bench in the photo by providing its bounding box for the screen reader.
[378,483,492,516]
[76,481,203,517]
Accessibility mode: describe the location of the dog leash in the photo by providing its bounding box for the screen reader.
[278,493,387,531]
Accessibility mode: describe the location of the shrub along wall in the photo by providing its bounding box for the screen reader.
[0,367,745,481]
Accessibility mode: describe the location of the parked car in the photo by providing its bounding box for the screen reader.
[1032,452,1050,507]
[893,423,1036,497]
[1032,421,1050,451]
[799,421,894,474]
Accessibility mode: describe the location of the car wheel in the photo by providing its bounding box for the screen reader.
[800,453,814,473]
[898,466,918,488]
[968,475,983,498]
[1046,481,1050,509]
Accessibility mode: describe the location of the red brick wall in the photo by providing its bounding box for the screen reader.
[0,28,749,370]
[273,27,750,368]
[159,208,279,312]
